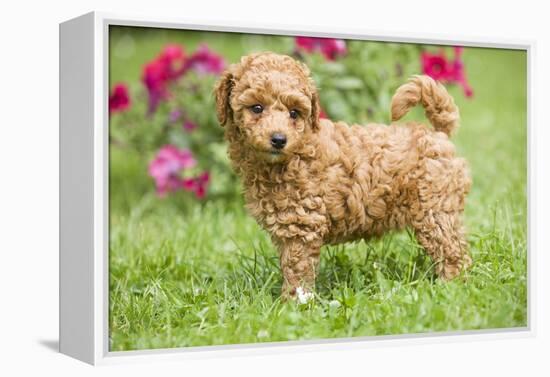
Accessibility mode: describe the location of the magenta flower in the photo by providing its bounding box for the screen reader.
[320,39,347,60]
[142,45,187,114]
[148,145,196,197]
[142,44,226,114]
[142,60,170,114]
[184,45,225,74]
[169,109,182,123]
[157,44,187,79]
[421,51,450,81]
[421,47,473,97]
[109,83,131,114]
[447,47,473,97]
[183,120,197,132]
[295,37,347,60]
[183,171,210,199]
[295,37,317,53]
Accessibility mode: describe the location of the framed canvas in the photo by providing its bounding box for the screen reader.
[59,11,534,365]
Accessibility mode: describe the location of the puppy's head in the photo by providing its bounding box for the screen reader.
[214,52,320,163]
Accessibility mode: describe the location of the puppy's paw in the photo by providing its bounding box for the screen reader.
[281,284,315,304]
[295,286,314,304]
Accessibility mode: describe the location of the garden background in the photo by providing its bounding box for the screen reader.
[108,26,527,351]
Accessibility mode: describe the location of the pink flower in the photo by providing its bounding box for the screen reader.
[142,44,225,114]
[158,44,187,79]
[295,37,317,53]
[169,109,182,123]
[142,61,170,114]
[447,47,473,97]
[295,37,347,60]
[109,83,131,114]
[319,39,347,60]
[182,171,210,199]
[421,46,473,97]
[184,45,225,74]
[148,145,196,197]
[421,51,450,81]
[183,120,197,132]
[319,109,328,119]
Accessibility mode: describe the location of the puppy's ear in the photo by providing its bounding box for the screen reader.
[214,68,235,127]
[309,85,321,132]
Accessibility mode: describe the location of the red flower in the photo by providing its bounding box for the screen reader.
[182,171,210,199]
[421,47,473,97]
[148,145,196,197]
[109,83,131,114]
[319,109,328,119]
[295,37,347,60]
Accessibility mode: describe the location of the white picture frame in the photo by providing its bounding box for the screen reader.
[59,11,535,365]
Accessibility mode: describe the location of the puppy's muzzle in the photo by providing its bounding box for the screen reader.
[270,133,287,150]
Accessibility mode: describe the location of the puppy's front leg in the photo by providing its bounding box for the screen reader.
[275,238,321,302]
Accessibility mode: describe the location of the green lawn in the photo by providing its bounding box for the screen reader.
[109,30,527,351]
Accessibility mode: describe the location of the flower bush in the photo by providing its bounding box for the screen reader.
[295,38,421,124]
[110,43,229,200]
[109,36,472,202]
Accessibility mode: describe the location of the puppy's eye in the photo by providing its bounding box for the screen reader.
[289,109,300,119]
[250,104,263,114]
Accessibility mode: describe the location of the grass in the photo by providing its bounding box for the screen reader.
[108,30,527,351]
[109,198,526,350]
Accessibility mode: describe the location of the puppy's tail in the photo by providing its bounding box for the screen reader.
[391,75,459,136]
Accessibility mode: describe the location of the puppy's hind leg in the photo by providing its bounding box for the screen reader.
[414,211,472,280]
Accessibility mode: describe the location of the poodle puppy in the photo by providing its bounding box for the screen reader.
[214,52,472,301]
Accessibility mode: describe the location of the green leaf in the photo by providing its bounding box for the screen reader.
[332,76,364,90]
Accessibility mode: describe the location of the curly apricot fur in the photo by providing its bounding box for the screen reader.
[214,52,472,300]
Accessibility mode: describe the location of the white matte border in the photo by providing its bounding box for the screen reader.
[83,11,534,365]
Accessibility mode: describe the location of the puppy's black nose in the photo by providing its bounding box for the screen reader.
[271,133,287,149]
